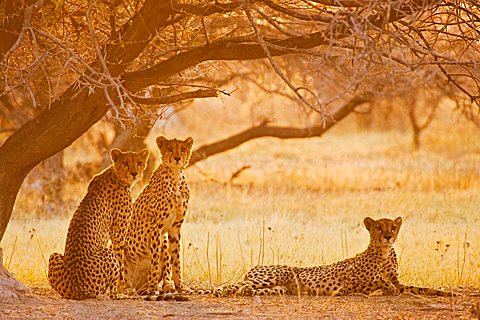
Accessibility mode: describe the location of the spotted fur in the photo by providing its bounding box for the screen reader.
[211,217,454,297]
[48,148,149,300]
[124,136,194,294]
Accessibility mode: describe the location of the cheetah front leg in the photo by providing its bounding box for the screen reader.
[167,220,189,292]
[110,244,126,295]
[146,226,163,294]
[160,233,175,293]
[365,278,399,295]
[99,248,122,299]
[110,199,133,295]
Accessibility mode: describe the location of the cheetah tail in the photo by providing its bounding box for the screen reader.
[183,285,237,297]
[399,285,456,297]
[184,283,245,297]
[144,292,190,301]
[187,289,215,295]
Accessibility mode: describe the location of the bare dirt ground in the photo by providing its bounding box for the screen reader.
[0,287,479,319]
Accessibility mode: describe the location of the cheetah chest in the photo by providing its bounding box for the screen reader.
[152,177,188,230]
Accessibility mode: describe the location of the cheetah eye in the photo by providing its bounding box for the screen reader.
[122,161,128,166]
[375,224,382,230]
[138,161,143,166]
[391,226,397,230]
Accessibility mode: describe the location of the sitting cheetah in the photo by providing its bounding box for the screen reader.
[48,148,149,300]
[212,217,454,297]
[123,136,194,294]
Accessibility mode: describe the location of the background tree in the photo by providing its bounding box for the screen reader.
[0,0,479,249]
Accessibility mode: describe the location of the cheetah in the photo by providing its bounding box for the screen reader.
[211,217,454,297]
[123,136,194,294]
[48,148,149,300]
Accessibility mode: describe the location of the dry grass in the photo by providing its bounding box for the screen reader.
[2,112,480,294]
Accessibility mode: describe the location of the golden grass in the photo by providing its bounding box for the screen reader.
[3,116,480,291]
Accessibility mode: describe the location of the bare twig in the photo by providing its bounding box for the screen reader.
[128,88,221,105]
[244,3,325,117]
[230,165,251,183]
[1,0,45,64]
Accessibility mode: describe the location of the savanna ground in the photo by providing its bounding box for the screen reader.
[1,104,480,319]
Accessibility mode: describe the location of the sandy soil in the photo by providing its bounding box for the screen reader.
[0,287,479,319]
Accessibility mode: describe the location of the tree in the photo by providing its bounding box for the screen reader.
[0,0,479,251]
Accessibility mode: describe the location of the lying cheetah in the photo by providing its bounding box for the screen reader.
[212,217,454,297]
[124,136,194,294]
[48,148,149,299]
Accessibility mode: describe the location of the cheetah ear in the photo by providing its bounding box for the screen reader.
[139,149,150,162]
[156,136,168,149]
[110,148,123,162]
[394,217,403,228]
[363,217,375,231]
[184,137,194,150]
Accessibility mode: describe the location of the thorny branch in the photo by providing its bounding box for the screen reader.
[244,3,325,119]
[128,88,222,105]
[0,0,479,129]
[0,0,45,64]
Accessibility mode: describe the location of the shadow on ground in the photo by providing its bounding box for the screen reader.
[0,287,479,319]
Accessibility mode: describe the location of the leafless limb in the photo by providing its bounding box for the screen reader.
[260,0,333,23]
[230,165,251,183]
[245,4,325,118]
[309,0,371,7]
[189,96,369,166]
[128,88,222,105]
[0,128,16,134]
[0,0,45,64]
[171,0,241,16]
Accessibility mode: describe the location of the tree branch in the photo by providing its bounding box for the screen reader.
[171,0,240,16]
[0,0,44,63]
[260,0,333,22]
[129,88,220,105]
[123,0,439,91]
[0,128,17,134]
[189,96,369,166]
[309,0,372,7]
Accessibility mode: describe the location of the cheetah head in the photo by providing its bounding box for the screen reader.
[363,216,402,247]
[110,148,149,185]
[156,136,194,168]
